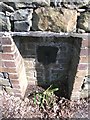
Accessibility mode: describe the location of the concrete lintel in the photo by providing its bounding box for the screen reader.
[0,32,89,39]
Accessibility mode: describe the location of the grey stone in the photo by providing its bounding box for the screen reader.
[14,20,32,32]
[63,0,89,7]
[32,7,77,32]
[11,9,33,21]
[14,2,33,9]
[0,12,11,31]
[0,77,11,86]
[80,75,90,98]
[78,11,90,32]
[0,2,14,12]
[4,0,50,9]
[50,0,90,9]
[78,28,85,33]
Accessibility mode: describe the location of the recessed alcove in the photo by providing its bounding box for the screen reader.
[12,32,83,99]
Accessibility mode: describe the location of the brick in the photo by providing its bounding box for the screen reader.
[11,79,20,88]
[80,56,88,63]
[2,61,16,67]
[76,70,87,77]
[1,37,12,45]
[81,39,90,48]
[2,44,15,53]
[2,53,14,60]
[80,48,90,56]
[13,88,21,94]
[78,64,88,70]
[14,49,20,59]
[9,73,18,79]
[15,53,22,65]
[11,79,19,84]
[0,67,16,73]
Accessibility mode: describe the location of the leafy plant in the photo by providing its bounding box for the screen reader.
[34,85,59,108]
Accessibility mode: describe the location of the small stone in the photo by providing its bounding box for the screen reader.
[0,2,14,12]
[11,9,33,21]
[24,97,29,103]
[78,11,90,32]
[0,12,11,31]
[62,0,90,9]
[14,20,32,32]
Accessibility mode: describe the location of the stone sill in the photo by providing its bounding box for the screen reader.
[0,31,89,39]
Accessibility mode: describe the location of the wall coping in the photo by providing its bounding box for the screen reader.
[0,32,89,39]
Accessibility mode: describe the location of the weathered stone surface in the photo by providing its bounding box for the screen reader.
[32,7,77,32]
[50,0,90,8]
[14,20,32,32]
[0,2,14,12]
[0,12,11,31]
[4,0,50,9]
[80,75,90,98]
[11,9,33,21]
[14,2,33,9]
[78,11,90,32]
[63,0,90,9]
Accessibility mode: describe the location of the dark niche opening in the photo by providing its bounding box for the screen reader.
[37,46,58,65]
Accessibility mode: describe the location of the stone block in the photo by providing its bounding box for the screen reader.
[78,11,90,32]
[81,39,89,48]
[2,61,16,68]
[2,53,14,60]
[0,12,11,31]
[80,48,89,56]
[2,44,15,53]
[14,20,32,32]
[1,37,12,45]
[78,64,88,70]
[0,77,11,86]
[11,9,33,21]
[32,7,77,32]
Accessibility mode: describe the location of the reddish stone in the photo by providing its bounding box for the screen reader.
[82,39,90,48]
[80,48,90,56]
[78,64,88,70]
[2,45,15,53]
[80,56,88,63]
[2,61,16,67]
[2,53,14,60]
[9,73,18,79]
[1,37,12,45]
[0,67,16,73]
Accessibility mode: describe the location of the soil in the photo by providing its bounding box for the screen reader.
[0,85,90,120]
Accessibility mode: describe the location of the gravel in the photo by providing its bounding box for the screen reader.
[0,89,90,119]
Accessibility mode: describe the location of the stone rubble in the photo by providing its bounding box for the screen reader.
[0,1,89,32]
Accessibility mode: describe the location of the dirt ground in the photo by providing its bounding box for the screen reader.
[0,85,90,120]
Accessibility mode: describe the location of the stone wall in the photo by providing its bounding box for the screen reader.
[0,1,90,32]
[0,32,89,99]
[0,0,90,99]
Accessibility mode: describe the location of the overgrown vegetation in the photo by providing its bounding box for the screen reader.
[33,85,59,108]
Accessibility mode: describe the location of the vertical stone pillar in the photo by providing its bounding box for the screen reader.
[0,35,27,97]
